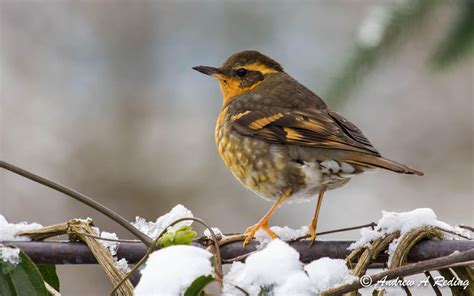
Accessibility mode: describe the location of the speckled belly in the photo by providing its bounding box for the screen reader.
[216,123,286,199]
[215,117,353,203]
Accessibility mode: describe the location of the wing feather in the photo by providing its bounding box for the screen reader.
[230,108,380,156]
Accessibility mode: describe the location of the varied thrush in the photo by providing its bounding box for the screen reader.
[193,50,423,246]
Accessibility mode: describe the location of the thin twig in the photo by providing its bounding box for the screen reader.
[218,234,247,246]
[458,225,474,232]
[78,232,141,243]
[290,222,377,242]
[442,260,474,269]
[435,226,471,240]
[69,219,134,295]
[110,217,224,295]
[0,160,153,247]
[321,249,474,295]
[222,251,258,264]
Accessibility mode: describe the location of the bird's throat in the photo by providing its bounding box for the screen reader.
[218,79,262,106]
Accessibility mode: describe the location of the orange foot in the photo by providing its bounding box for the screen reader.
[243,221,278,247]
[308,222,318,247]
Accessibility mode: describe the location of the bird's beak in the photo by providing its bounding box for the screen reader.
[192,66,223,77]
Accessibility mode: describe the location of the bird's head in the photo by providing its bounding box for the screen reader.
[193,50,283,104]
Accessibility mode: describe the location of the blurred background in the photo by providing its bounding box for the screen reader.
[1,0,472,295]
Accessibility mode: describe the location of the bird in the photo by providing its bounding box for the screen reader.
[193,50,423,247]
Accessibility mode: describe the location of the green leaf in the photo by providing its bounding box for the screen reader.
[183,274,214,296]
[174,226,197,245]
[37,265,60,292]
[158,231,176,248]
[0,272,15,296]
[157,226,197,248]
[0,249,49,296]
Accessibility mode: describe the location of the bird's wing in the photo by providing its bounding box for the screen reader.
[230,107,380,156]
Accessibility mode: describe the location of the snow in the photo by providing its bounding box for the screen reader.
[386,238,400,266]
[0,246,20,265]
[349,208,456,250]
[272,272,315,295]
[224,262,258,295]
[255,225,308,248]
[115,258,131,273]
[350,227,382,249]
[135,245,213,296]
[93,228,131,274]
[304,257,357,292]
[91,226,100,236]
[240,239,302,285]
[203,227,223,239]
[377,208,442,235]
[89,226,128,273]
[223,239,315,295]
[132,204,193,239]
[348,208,471,267]
[74,217,93,224]
[99,231,119,256]
[0,215,43,241]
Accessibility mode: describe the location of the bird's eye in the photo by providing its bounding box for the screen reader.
[236,68,247,77]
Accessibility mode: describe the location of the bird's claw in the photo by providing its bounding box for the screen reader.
[308,223,317,248]
[243,221,277,247]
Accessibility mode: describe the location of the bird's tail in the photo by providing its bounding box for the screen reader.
[346,154,424,176]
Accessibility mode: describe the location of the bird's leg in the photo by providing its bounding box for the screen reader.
[309,185,326,245]
[243,188,292,247]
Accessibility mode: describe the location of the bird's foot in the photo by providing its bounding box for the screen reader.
[243,221,277,247]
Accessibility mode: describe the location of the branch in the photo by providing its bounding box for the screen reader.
[321,248,474,295]
[4,240,473,266]
[0,160,153,247]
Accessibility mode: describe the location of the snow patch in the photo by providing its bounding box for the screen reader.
[135,245,213,295]
[305,257,357,292]
[0,246,20,265]
[255,225,308,248]
[386,238,400,267]
[203,227,222,239]
[223,239,315,295]
[349,208,455,250]
[115,258,131,273]
[273,272,314,295]
[132,204,193,239]
[0,215,43,241]
[99,231,119,256]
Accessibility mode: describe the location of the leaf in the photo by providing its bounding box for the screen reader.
[157,231,175,248]
[0,272,15,296]
[0,250,49,296]
[158,226,197,248]
[174,226,197,245]
[37,265,60,292]
[183,274,214,296]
